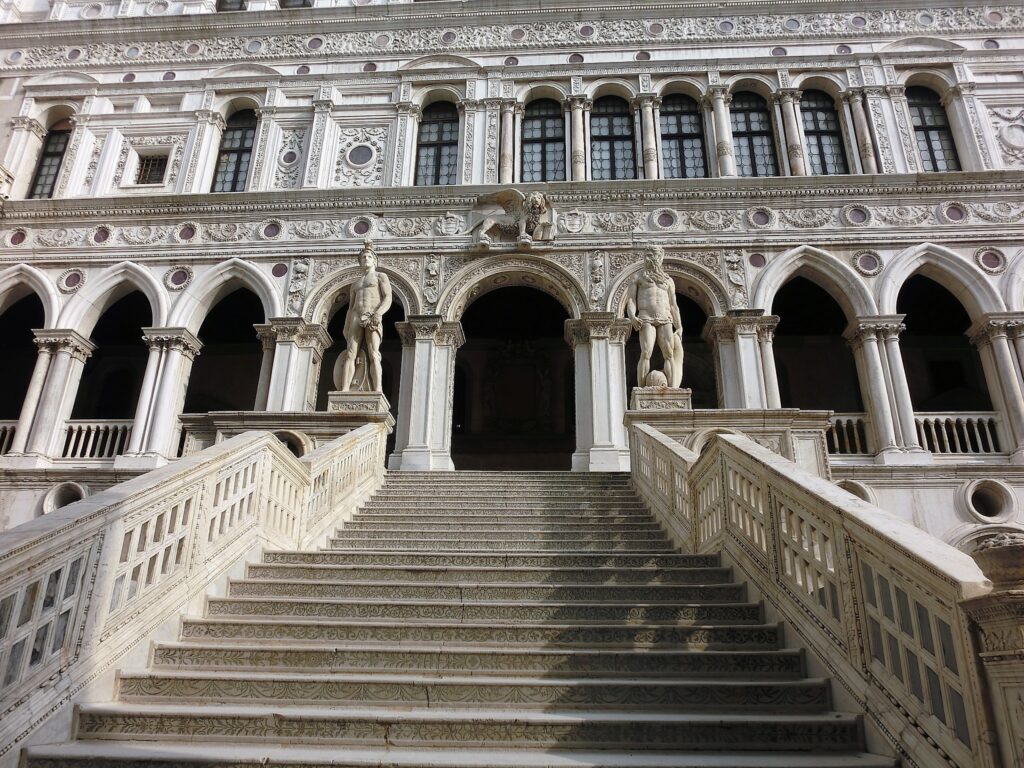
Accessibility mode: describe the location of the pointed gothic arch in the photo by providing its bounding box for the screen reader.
[752,245,877,319]
[170,258,282,333]
[59,261,168,336]
[0,264,61,327]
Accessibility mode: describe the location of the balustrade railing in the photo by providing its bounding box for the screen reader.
[629,422,995,768]
[915,412,1002,455]
[0,423,388,765]
[826,413,872,455]
[0,423,14,455]
[60,420,133,459]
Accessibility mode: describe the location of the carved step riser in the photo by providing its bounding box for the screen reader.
[351,515,655,524]
[332,530,671,541]
[243,566,733,586]
[262,552,720,569]
[226,581,746,603]
[324,540,675,552]
[116,675,829,711]
[358,504,649,511]
[74,711,864,751]
[205,599,763,624]
[343,522,663,532]
[179,620,779,648]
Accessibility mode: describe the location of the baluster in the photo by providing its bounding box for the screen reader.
[951,419,964,454]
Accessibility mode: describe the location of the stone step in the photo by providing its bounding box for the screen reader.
[332,528,671,541]
[360,500,648,509]
[150,642,801,677]
[116,670,830,711]
[23,742,900,767]
[226,579,745,604]
[343,521,663,532]
[324,539,676,552]
[73,703,866,751]
[352,513,656,523]
[244,564,734,585]
[180,618,780,648]
[262,551,720,569]
[206,596,763,624]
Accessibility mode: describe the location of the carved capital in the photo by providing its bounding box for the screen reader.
[707,85,732,105]
[396,101,422,118]
[841,89,864,106]
[396,315,447,346]
[716,140,734,158]
[564,312,632,347]
[968,313,1024,347]
[265,317,332,352]
[11,115,46,140]
[848,315,906,343]
[702,310,771,344]
[566,96,592,111]
[141,327,202,359]
[884,85,906,100]
[33,329,96,361]
[194,109,226,130]
[777,88,802,105]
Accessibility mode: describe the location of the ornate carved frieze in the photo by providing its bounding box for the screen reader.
[988,106,1024,168]
[273,127,308,190]
[333,126,389,188]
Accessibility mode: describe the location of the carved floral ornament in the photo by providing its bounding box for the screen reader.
[1,6,1018,70]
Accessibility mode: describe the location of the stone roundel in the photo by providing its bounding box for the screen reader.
[174,222,200,243]
[260,219,285,240]
[7,229,27,246]
[938,201,970,224]
[974,247,1006,275]
[58,268,86,294]
[163,265,194,290]
[745,207,776,229]
[852,250,883,277]
[840,204,872,227]
[651,209,679,230]
[348,217,375,237]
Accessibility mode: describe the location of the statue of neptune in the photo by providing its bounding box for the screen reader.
[625,246,684,388]
[337,240,392,392]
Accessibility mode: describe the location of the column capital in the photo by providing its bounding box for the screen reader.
[702,310,773,343]
[564,312,632,347]
[941,82,976,107]
[141,326,202,359]
[263,317,333,352]
[884,85,906,99]
[457,99,480,114]
[776,88,802,104]
[968,313,1024,347]
[707,85,731,100]
[194,109,226,129]
[312,99,334,114]
[32,329,96,361]
[396,315,459,346]
[396,101,421,118]
[840,88,865,105]
[565,95,592,111]
[499,99,517,115]
[862,86,886,99]
[11,115,46,140]
[255,105,278,119]
[632,94,660,110]
[845,315,906,343]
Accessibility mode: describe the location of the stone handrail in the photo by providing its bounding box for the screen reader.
[629,422,997,768]
[0,423,387,766]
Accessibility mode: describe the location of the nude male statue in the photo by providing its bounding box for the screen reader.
[625,246,684,388]
[338,240,392,392]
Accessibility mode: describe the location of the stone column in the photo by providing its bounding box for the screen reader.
[844,322,899,455]
[247,105,279,192]
[390,316,464,470]
[777,89,807,176]
[458,99,480,184]
[568,96,589,181]
[23,330,95,458]
[757,318,781,409]
[565,313,632,472]
[123,340,164,456]
[1007,318,1024,394]
[873,316,924,451]
[513,103,524,182]
[970,316,1024,457]
[703,311,773,409]
[842,89,879,174]
[961,533,1024,768]
[253,324,277,411]
[499,100,515,184]
[634,95,660,180]
[6,338,54,455]
[706,87,736,177]
[5,115,47,199]
[263,318,332,412]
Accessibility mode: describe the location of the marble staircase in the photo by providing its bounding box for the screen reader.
[24,471,895,767]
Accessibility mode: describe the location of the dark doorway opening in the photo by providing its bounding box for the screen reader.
[452,287,574,470]
[0,294,45,421]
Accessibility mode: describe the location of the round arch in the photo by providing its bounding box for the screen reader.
[586,79,638,101]
[876,243,1004,318]
[304,265,422,325]
[59,261,168,336]
[725,75,778,101]
[1003,249,1024,311]
[791,74,847,101]
[607,257,727,318]
[752,245,876,319]
[413,86,464,109]
[437,257,588,322]
[0,264,61,327]
[653,77,705,101]
[169,258,282,334]
[899,69,958,93]
[214,95,263,120]
[519,83,569,104]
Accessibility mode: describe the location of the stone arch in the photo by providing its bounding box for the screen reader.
[401,54,482,71]
[607,256,728,319]
[59,261,168,335]
[752,245,876,319]
[884,38,965,53]
[1001,248,1024,311]
[876,243,1004,318]
[791,73,848,100]
[208,63,281,80]
[725,75,778,100]
[518,83,568,103]
[900,68,958,94]
[654,77,706,101]
[303,264,422,325]
[437,257,587,322]
[414,86,464,109]
[586,79,638,101]
[0,264,61,327]
[215,95,263,120]
[169,258,282,334]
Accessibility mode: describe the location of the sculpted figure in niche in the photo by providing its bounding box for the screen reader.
[335,239,392,392]
[468,189,554,251]
[625,246,684,388]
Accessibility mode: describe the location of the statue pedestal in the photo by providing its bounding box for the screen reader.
[327,391,391,416]
[629,387,693,411]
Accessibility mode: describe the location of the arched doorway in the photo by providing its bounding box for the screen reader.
[0,294,44,422]
[771,277,863,411]
[623,292,716,407]
[183,288,265,413]
[452,287,574,470]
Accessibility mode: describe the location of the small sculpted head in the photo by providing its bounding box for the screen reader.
[359,239,377,270]
[645,245,666,275]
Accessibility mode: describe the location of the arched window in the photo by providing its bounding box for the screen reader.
[28,120,72,199]
[659,94,707,179]
[415,102,460,186]
[800,90,849,175]
[521,99,565,182]
[730,92,778,177]
[590,96,636,180]
[907,87,960,172]
[211,110,257,193]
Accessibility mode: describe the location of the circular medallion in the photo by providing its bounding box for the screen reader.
[164,266,194,290]
[853,250,883,276]
[9,230,27,246]
[748,253,767,268]
[58,269,86,293]
[504,56,519,66]
[975,247,1006,274]
[272,263,289,278]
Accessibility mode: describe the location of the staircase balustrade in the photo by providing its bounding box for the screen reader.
[827,413,873,455]
[629,422,997,768]
[915,412,1003,455]
[0,422,14,455]
[0,423,387,766]
[60,420,133,459]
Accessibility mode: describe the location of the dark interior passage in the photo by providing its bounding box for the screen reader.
[452,287,574,470]
[0,294,45,420]
[72,292,152,419]
[184,289,265,413]
[624,292,717,407]
[897,275,991,411]
[772,277,863,412]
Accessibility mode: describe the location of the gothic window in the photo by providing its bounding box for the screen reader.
[730,92,778,177]
[590,96,636,180]
[521,99,566,182]
[800,90,849,175]
[659,94,707,179]
[907,87,960,172]
[415,102,460,186]
[28,123,72,199]
[211,110,257,193]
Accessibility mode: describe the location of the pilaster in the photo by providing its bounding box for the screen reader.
[702,310,775,409]
[263,318,332,412]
